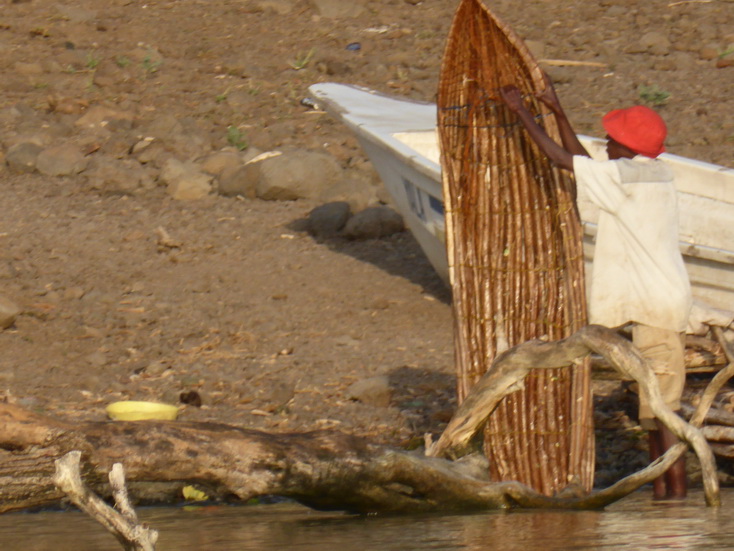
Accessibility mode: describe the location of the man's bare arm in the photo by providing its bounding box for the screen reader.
[535,74,590,158]
[499,86,575,171]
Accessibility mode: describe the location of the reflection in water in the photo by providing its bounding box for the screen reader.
[2,490,733,551]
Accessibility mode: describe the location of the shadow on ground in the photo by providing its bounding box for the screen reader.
[388,364,457,438]
[288,217,452,303]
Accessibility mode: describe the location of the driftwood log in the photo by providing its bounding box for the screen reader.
[0,325,729,516]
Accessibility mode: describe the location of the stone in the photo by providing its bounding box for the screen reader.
[606,5,625,17]
[653,51,695,72]
[639,31,671,56]
[524,40,546,60]
[256,148,344,201]
[171,120,214,161]
[144,360,169,377]
[130,137,156,155]
[342,206,404,240]
[315,57,353,76]
[54,4,97,24]
[5,142,43,173]
[0,295,21,329]
[160,158,191,185]
[307,201,351,239]
[347,376,392,408]
[85,350,108,367]
[254,0,294,13]
[13,61,43,77]
[544,65,574,84]
[127,47,164,73]
[63,287,85,301]
[160,158,213,200]
[319,175,381,213]
[56,49,89,71]
[134,141,168,166]
[198,151,243,176]
[85,156,155,195]
[217,163,259,198]
[92,60,131,88]
[75,106,134,131]
[260,380,296,412]
[225,89,257,110]
[141,114,184,140]
[255,120,299,149]
[699,44,720,61]
[36,143,88,176]
[309,0,365,18]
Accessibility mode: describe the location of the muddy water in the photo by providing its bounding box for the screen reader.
[2,489,732,551]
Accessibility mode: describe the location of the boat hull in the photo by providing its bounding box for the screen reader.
[308,83,734,314]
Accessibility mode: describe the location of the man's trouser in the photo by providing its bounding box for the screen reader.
[633,324,686,430]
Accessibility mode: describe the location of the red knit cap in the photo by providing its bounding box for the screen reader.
[602,105,667,158]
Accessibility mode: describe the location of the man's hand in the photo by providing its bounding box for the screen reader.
[499,86,527,114]
[498,83,575,171]
[535,73,562,114]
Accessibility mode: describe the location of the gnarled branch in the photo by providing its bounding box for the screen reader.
[426,324,724,506]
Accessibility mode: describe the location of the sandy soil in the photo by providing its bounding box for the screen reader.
[1,0,732,484]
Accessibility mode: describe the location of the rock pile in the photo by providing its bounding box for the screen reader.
[1,99,405,272]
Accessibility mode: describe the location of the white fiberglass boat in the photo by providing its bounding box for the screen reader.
[308,82,734,312]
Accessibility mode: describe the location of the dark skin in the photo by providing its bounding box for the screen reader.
[499,75,637,171]
[500,76,686,499]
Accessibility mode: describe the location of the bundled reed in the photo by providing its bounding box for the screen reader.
[437,0,594,494]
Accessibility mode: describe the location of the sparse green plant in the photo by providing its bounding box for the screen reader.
[215,86,233,103]
[719,47,733,59]
[638,84,670,107]
[115,55,131,68]
[142,53,162,74]
[86,53,100,69]
[289,48,315,70]
[226,125,248,151]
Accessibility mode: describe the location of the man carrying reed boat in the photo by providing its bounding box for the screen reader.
[500,79,692,499]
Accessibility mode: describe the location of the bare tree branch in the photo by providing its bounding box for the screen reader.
[427,325,722,506]
[54,451,158,551]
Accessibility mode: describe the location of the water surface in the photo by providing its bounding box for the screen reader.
[2,489,731,550]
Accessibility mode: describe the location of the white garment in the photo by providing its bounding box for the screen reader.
[573,155,692,332]
[687,298,734,335]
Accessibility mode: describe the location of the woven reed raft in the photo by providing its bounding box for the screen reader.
[437,0,594,495]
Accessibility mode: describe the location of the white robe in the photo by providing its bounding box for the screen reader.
[573,155,692,332]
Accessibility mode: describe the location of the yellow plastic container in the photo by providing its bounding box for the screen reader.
[106,400,179,421]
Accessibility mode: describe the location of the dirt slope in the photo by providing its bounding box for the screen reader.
[0,0,731,484]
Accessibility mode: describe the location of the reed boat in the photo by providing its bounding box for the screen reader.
[308,82,734,313]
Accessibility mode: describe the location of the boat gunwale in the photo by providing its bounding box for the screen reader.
[308,83,442,183]
[307,82,734,267]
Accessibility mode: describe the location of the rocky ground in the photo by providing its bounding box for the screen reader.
[0,0,732,489]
